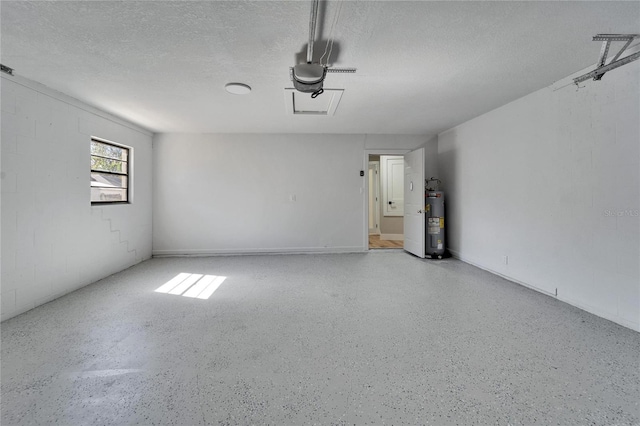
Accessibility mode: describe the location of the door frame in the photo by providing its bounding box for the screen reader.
[363,149,410,251]
[368,161,381,235]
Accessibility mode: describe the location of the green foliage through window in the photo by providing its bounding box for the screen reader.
[91,139,130,204]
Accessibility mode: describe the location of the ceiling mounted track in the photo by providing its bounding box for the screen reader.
[1,64,14,75]
[290,0,355,97]
[574,34,639,85]
[307,0,319,63]
[326,68,356,73]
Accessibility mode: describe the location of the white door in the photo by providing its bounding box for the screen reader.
[380,156,404,216]
[403,148,425,258]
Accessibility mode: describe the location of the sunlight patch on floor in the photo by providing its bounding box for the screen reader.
[155,273,226,300]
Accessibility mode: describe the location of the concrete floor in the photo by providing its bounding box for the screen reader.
[1,252,639,425]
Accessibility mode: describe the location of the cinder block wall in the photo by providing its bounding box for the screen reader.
[1,75,153,321]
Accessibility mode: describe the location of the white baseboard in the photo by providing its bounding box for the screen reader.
[152,246,366,257]
[447,249,640,333]
[380,234,404,241]
[447,249,554,297]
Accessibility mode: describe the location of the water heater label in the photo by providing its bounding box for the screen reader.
[428,217,440,234]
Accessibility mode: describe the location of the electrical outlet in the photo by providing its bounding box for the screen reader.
[503,255,508,265]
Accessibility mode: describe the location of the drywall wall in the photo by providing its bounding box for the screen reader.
[380,212,404,237]
[438,60,639,331]
[153,133,432,255]
[1,75,153,321]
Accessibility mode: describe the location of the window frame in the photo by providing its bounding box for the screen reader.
[90,137,131,205]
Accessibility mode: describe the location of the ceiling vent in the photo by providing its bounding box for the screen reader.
[284,88,344,116]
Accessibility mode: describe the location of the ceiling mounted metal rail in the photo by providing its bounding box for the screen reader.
[307,0,319,63]
[1,64,14,75]
[326,68,356,73]
[574,34,639,85]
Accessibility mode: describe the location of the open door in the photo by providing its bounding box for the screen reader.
[403,148,425,258]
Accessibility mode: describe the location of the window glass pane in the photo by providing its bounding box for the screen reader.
[91,172,128,189]
[91,156,127,173]
[91,141,128,161]
[91,139,129,204]
[91,187,128,203]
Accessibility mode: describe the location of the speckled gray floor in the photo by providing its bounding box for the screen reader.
[2,252,639,425]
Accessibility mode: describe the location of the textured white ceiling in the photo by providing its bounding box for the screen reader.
[2,1,639,135]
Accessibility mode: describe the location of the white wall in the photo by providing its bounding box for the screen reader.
[423,135,439,185]
[153,133,433,255]
[1,75,153,321]
[438,61,639,331]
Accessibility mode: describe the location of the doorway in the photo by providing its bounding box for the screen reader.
[367,153,404,249]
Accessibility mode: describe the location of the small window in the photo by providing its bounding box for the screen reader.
[90,139,130,204]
